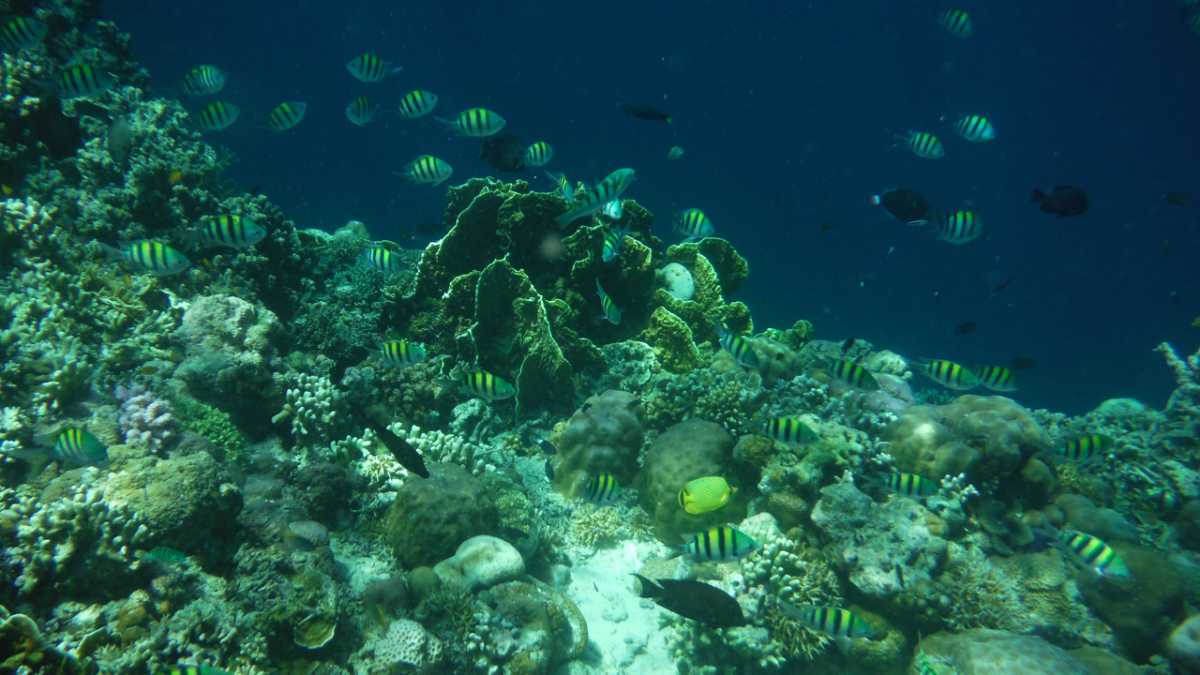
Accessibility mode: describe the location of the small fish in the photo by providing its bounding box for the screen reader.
[830,359,880,390]
[523,141,554,168]
[181,64,226,96]
[169,666,233,675]
[620,103,672,123]
[480,133,527,172]
[953,114,995,142]
[583,472,619,503]
[459,369,517,401]
[681,525,758,562]
[991,274,1016,294]
[953,321,977,335]
[193,215,266,249]
[53,427,109,466]
[1059,529,1131,579]
[841,337,857,354]
[537,438,557,455]
[675,208,714,241]
[601,199,624,221]
[142,545,188,567]
[938,8,974,38]
[380,339,426,367]
[57,64,115,99]
[937,210,982,244]
[195,101,240,131]
[870,187,931,226]
[555,168,636,225]
[632,574,746,627]
[544,459,555,481]
[898,130,945,159]
[367,421,429,478]
[266,101,307,132]
[1032,186,1088,217]
[780,603,875,640]
[0,16,47,52]
[596,279,622,325]
[917,358,979,390]
[884,471,938,497]
[601,227,627,263]
[1057,433,1113,462]
[1165,191,1191,207]
[667,145,685,160]
[546,171,574,201]
[440,108,507,137]
[362,244,405,274]
[678,476,733,515]
[346,52,400,83]
[99,240,190,276]
[762,416,819,446]
[345,96,379,126]
[718,327,760,369]
[1010,356,1036,370]
[397,89,439,119]
[403,155,454,186]
[168,169,184,184]
[974,364,1017,392]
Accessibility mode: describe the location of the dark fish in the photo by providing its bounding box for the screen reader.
[953,321,977,335]
[632,574,745,627]
[1032,185,1088,217]
[544,459,555,481]
[841,337,857,354]
[620,103,672,123]
[1165,191,1191,207]
[870,187,931,225]
[537,438,557,455]
[368,422,429,478]
[480,132,527,172]
[1010,356,1036,370]
[818,222,834,233]
[991,274,1016,294]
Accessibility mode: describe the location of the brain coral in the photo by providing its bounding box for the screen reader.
[384,463,500,568]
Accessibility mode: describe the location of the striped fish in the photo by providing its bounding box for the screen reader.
[169,666,233,675]
[780,604,875,640]
[181,64,226,96]
[830,359,880,390]
[601,227,627,263]
[681,525,758,562]
[899,130,944,159]
[194,215,266,249]
[583,472,619,504]
[52,427,108,466]
[555,168,636,225]
[675,208,714,241]
[954,114,995,142]
[440,107,506,137]
[546,171,575,201]
[884,471,937,498]
[195,101,240,131]
[57,64,114,99]
[345,96,379,126]
[918,359,979,390]
[403,155,453,186]
[346,51,399,83]
[523,141,554,168]
[362,245,405,274]
[0,16,47,52]
[380,339,426,367]
[1059,530,1131,578]
[762,416,819,445]
[100,240,191,276]
[459,369,517,401]
[974,364,1017,392]
[266,101,307,132]
[938,9,974,38]
[937,210,982,244]
[1056,434,1113,462]
[397,89,439,119]
[601,199,623,220]
[596,279,621,325]
[718,327,760,368]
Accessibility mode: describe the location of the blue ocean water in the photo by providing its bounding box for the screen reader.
[111,1,1200,414]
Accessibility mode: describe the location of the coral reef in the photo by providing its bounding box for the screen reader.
[550,389,645,497]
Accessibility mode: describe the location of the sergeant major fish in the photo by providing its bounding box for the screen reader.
[181,64,226,96]
[266,101,307,132]
[439,107,506,137]
[675,208,714,241]
[190,215,266,249]
[346,52,401,83]
[397,89,439,119]
[555,168,636,225]
[596,279,621,325]
[98,240,190,276]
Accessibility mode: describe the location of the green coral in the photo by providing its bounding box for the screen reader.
[168,391,246,462]
[639,307,702,373]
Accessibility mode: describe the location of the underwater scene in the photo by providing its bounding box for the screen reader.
[3,1,1200,674]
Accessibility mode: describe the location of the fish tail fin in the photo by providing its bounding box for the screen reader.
[1031,189,1045,203]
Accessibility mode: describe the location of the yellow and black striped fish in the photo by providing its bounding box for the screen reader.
[346,52,397,83]
[555,168,636,225]
[53,427,108,466]
[583,472,619,503]
[380,339,426,367]
[440,107,506,137]
[57,64,114,99]
[675,208,715,241]
[938,9,974,38]
[195,100,240,131]
[169,666,233,675]
[830,359,880,390]
[403,155,453,186]
[1059,530,1131,578]
[1056,434,1112,462]
[181,64,226,96]
[100,240,190,276]
[898,130,944,159]
[0,16,47,52]
[974,364,1017,392]
[397,89,439,119]
[523,141,554,168]
[718,327,760,368]
[266,101,307,132]
[883,471,937,497]
[345,96,379,126]
[918,358,979,390]
[601,227,627,263]
[954,114,995,142]
[459,369,517,401]
[780,604,875,639]
[762,416,818,446]
[937,210,982,244]
[681,525,758,562]
[362,245,405,274]
[596,279,621,325]
[195,215,266,249]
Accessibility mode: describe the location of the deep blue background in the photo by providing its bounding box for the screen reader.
[108,2,1200,414]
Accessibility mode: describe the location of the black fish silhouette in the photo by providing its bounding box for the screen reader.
[368,422,429,478]
[620,103,672,123]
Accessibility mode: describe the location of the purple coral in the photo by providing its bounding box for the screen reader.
[116,383,179,454]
